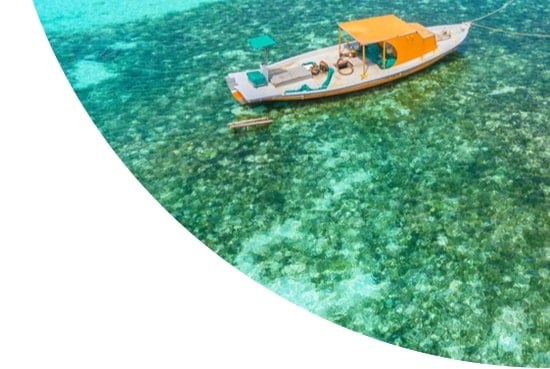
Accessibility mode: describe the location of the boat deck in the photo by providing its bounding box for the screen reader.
[226,23,470,104]
[268,48,377,90]
[227,46,382,100]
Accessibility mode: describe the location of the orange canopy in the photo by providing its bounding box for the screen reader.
[339,14,419,45]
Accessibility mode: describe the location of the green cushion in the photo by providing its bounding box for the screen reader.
[247,71,267,87]
[367,44,396,69]
[285,67,334,94]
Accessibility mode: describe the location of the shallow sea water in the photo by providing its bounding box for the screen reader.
[34,0,549,366]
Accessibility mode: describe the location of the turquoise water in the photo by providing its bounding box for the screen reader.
[34,0,549,366]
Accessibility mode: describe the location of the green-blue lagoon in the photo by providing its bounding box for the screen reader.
[34,0,549,366]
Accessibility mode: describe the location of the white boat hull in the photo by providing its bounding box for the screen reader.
[226,22,471,104]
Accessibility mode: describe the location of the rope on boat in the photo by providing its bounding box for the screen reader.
[468,0,550,38]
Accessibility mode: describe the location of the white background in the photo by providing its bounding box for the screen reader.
[0,2,516,368]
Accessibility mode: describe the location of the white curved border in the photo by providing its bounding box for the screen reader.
[0,2,518,368]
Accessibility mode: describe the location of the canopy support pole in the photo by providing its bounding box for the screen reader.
[362,45,367,79]
[263,47,269,65]
[382,41,387,69]
[338,28,342,56]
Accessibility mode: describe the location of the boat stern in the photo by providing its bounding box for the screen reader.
[225,74,247,105]
[225,69,280,105]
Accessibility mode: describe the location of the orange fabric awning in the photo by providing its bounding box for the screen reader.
[339,14,418,45]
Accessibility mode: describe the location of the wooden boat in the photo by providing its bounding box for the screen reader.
[225,14,470,105]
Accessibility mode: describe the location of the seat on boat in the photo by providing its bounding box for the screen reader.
[269,66,312,87]
[285,67,334,94]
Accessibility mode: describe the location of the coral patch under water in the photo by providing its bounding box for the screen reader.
[39,0,549,366]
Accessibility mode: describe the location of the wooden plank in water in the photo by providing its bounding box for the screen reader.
[228,117,273,131]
